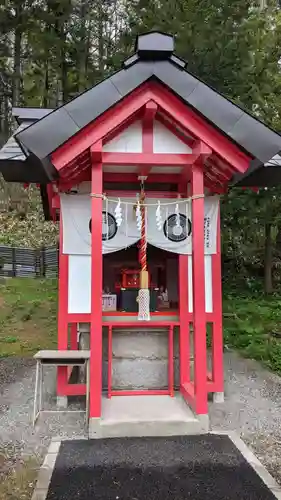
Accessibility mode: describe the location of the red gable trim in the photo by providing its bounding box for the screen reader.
[51,81,251,175]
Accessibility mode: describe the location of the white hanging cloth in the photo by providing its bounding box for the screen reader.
[60,194,219,256]
[146,197,219,255]
[60,194,140,255]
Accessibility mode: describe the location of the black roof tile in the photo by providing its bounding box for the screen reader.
[1,31,281,188]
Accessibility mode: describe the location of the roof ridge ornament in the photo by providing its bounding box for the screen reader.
[123,31,186,70]
[136,31,174,60]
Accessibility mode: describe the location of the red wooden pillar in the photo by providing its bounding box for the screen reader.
[70,323,77,350]
[211,204,224,392]
[191,163,208,414]
[179,181,190,386]
[90,144,103,418]
[179,255,189,385]
[57,213,69,395]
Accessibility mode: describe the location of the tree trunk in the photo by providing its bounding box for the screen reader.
[97,1,104,76]
[78,0,88,93]
[13,2,23,106]
[264,222,273,294]
[275,223,281,253]
[60,31,68,103]
[42,60,49,108]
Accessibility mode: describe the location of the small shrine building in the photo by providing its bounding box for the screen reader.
[1,32,281,437]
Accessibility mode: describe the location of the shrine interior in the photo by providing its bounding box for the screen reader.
[102,244,178,313]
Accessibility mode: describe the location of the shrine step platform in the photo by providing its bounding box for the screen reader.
[89,394,208,439]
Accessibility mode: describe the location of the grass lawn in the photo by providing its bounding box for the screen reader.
[223,292,281,374]
[0,278,57,357]
[1,277,281,376]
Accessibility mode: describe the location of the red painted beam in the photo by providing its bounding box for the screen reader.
[111,390,170,396]
[151,84,251,173]
[105,190,180,199]
[193,140,212,159]
[103,172,180,184]
[52,84,154,169]
[204,176,226,195]
[143,100,158,125]
[102,152,199,166]
[91,140,103,163]
[141,100,155,175]
[63,384,87,396]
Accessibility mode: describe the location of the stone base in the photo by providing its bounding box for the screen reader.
[56,396,68,409]
[89,394,209,439]
[78,327,190,390]
[213,391,224,403]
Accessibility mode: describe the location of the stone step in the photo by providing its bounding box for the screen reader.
[89,394,209,439]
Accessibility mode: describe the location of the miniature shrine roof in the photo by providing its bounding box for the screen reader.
[1,31,281,194]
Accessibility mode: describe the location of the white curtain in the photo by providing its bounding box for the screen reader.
[60,194,219,256]
[60,194,140,255]
[146,197,219,254]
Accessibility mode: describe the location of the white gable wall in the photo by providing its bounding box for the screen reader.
[103,120,142,153]
[102,118,192,156]
[153,121,192,154]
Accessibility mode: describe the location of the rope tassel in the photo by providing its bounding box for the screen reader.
[138,190,150,321]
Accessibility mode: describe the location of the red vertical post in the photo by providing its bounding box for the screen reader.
[179,255,189,385]
[178,181,190,386]
[211,204,224,392]
[70,323,77,350]
[191,162,208,414]
[108,326,112,399]
[90,145,103,419]
[57,213,69,394]
[168,325,174,397]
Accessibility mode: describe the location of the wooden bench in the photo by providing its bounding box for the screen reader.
[33,350,90,426]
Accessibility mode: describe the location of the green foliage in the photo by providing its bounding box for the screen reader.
[0,183,58,247]
[223,291,281,373]
[1,0,281,290]
[0,278,58,356]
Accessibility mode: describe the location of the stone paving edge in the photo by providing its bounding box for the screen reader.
[211,430,281,500]
[31,440,61,500]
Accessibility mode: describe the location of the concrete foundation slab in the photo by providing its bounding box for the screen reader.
[89,393,209,438]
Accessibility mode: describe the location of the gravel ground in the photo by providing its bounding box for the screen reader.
[209,350,281,483]
[0,359,87,468]
[0,351,281,484]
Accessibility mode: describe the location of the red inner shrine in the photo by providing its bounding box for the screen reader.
[50,79,251,420]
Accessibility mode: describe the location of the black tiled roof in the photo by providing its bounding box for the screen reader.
[1,31,281,188]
